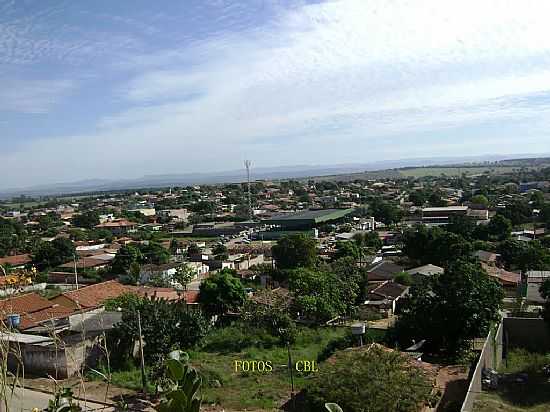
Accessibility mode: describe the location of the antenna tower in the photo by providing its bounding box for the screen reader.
[244,160,252,220]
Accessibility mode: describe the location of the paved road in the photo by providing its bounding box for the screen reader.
[5,387,112,412]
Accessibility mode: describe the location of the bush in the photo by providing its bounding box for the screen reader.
[305,346,434,412]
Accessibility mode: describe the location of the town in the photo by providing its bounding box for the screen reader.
[1,159,550,411]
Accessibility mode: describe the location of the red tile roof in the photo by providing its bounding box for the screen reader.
[59,280,130,309]
[0,293,52,318]
[19,305,75,330]
[0,254,32,266]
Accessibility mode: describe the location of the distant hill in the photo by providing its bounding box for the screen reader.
[1,153,548,199]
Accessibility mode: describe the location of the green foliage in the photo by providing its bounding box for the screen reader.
[353,231,383,251]
[198,269,246,316]
[487,214,512,241]
[37,212,63,232]
[394,271,413,286]
[470,194,489,206]
[289,268,347,322]
[72,210,100,229]
[497,199,533,226]
[241,295,297,344]
[408,190,426,206]
[108,296,210,366]
[402,225,473,267]
[201,324,281,352]
[446,215,477,240]
[32,237,75,270]
[173,263,196,289]
[111,242,170,275]
[140,241,170,265]
[0,217,26,256]
[391,261,503,356]
[47,387,82,412]
[369,198,402,225]
[334,241,360,260]
[304,346,434,412]
[156,351,202,412]
[272,234,317,270]
[111,244,143,275]
[498,239,550,272]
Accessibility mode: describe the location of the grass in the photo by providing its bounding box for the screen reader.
[192,326,355,410]
[473,349,550,412]
[99,326,385,411]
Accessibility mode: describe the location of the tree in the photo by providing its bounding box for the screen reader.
[107,295,209,366]
[334,241,360,260]
[169,238,180,255]
[391,261,503,356]
[402,226,473,267]
[408,191,425,206]
[394,271,413,286]
[111,244,143,275]
[486,214,512,241]
[173,263,196,290]
[272,234,317,270]
[212,243,228,259]
[72,211,100,229]
[498,239,550,272]
[0,218,26,257]
[305,346,434,412]
[198,269,246,316]
[540,279,550,328]
[498,199,532,226]
[187,243,201,255]
[369,199,402,226]
[447,215,477,240]
[140,241,170,265]
[288,268,347,322]
[32,238,76,270]
[470,194,489,207]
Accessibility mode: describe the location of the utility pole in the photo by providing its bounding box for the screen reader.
[73,254,79,290]
[287,342,295,411]
[137,310,147,394]
[244,160,253,221]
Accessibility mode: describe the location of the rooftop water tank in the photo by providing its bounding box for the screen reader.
[7,313,20,329]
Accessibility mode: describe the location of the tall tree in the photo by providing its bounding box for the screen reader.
[272,234,317,270]
[487,214,512,241]
[198,269,246,317]
[32,238,76,270]
[392,261,503,356]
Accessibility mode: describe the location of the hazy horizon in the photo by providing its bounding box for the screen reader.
[3,1,550,188]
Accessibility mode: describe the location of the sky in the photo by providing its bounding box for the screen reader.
[2,0,550,189]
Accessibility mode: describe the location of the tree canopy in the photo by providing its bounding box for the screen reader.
[305,346,434,412]
[32,238,75,270]
[272,234,317,270]
[391,261,503,356]
[198,269,246,316]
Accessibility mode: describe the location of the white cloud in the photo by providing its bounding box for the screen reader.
[4,0,550,186]
[0,79,74,113]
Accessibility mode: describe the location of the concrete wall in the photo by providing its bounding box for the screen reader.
[461,316,550,411]
[503,317,550,352]
[461,321,503,412]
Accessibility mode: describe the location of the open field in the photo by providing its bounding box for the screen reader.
[92,326,385,411]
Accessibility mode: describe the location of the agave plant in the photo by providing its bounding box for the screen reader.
[46,387,82,412]
[156,350,202,412]
[325,403,343,412]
